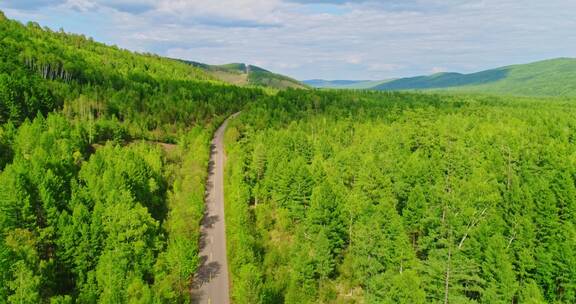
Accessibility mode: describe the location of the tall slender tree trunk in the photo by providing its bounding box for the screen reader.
[444,242,451,304]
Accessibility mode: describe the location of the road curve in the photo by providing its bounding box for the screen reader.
[191,115,236,304]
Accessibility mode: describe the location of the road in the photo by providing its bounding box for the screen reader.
[191,115,236,304]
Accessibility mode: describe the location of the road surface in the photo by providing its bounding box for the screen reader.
[191,115,236,304]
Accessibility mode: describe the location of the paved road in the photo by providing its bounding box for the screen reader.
[191,116,236,304]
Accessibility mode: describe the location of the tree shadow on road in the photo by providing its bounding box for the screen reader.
[193,254,221,288]
[203,143,216,198]
[198,215,219,250]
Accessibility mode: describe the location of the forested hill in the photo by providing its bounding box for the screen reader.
[0,11,297,95]
[3,8,576,304]
[0,12,215,84]
[373,58,576,96]
[0,12,267,130]
[306,58,576,96]
[184,61,307,89]
[0,11,266,302]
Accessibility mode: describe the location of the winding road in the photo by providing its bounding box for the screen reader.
[191,116,236,304]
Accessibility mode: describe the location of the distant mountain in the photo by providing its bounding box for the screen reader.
[307,58,576,96]
[303,79,394,89]
[185,61,307,90]
[304,79,368,88]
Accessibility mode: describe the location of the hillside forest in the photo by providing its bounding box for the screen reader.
[224,90,576,303]
[1,10,576,304]
[0,13,263,303]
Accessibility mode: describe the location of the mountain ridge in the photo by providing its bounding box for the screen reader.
[305,58,576,96]
[183,60,307,89]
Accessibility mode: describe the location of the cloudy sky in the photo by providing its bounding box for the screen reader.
[1,0,575,80]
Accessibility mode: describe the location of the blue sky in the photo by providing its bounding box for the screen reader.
[1,0,575,80]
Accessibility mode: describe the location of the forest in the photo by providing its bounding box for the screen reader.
[224,90,576,303]
[0,13,263,302]
[2,9,576,304]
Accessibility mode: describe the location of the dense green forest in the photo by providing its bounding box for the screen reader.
[224,90,576,303]
[0,13,264,302]
[0,11,263,133]
[2,9,576,304]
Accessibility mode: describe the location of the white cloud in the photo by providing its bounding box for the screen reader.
[2,0,576,79]
[62,0,96,11]
[345,54,363,64]
[431,66,447,74]
[274,62,302,69]
[155,0,283,20]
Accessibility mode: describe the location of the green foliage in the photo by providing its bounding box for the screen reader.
[224,90,576,303]
[0,12,260,302]
[2,10,576,304]
[8,261,41,304]
[153,127,213,302]
[0,14,265,134]
[0,112,219,302]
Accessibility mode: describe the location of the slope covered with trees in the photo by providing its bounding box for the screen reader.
[0,12,265,302]
[0,12,265,133]
[305,58,576,96]
[372,58,576,96]
[184,61,307,90]
[2,9,576,304]
[224,90,576,303]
